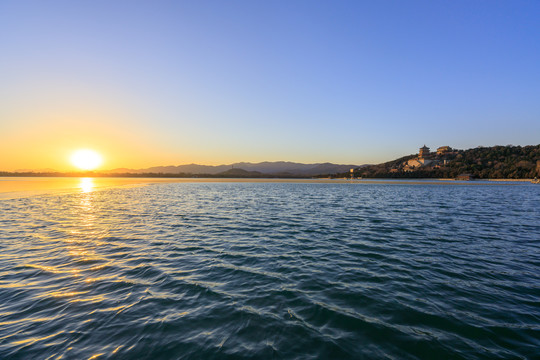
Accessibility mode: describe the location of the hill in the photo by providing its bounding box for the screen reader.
[350,145,540,179]
[105,161,359,177]
[213,168,265,178]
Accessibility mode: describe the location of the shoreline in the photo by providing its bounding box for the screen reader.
[0,174,536,181]
[1,176,533,200]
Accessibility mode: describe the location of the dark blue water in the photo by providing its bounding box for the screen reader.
[1,182,539,359]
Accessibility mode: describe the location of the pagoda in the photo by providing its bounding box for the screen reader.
[419,145,430,159]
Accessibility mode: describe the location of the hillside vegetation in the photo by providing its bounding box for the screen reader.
[352,145,540,179]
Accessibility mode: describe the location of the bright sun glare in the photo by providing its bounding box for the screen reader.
[70,149,103,170]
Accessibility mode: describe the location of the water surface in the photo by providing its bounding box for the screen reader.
[1,180,539,359]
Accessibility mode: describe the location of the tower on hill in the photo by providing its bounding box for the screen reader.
[419,145,430,158]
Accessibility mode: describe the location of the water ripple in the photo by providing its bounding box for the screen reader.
[0,182,539,359]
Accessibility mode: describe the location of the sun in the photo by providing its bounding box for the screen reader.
[70,149,103,170]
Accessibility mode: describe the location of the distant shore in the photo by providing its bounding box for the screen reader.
[0,173,536,182]
[1,176,534,200]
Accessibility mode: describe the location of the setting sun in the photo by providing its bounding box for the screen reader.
[70,149,103,170]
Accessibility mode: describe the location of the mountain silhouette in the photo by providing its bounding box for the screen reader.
[105,161,361,176]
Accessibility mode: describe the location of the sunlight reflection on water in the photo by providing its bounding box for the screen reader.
[79,178,94,193]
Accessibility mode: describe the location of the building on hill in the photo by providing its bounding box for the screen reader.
[402,145,450,172]
[404,158,437,171]
[419,145,430,158]
[437,146,452,155]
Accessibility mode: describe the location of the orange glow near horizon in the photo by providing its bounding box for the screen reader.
[70,149,103,171]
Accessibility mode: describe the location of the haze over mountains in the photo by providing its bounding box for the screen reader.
[105,162,361,177]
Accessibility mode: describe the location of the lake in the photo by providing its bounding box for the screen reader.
[0,178,539,359]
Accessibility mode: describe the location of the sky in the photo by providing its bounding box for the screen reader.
[1,0,539,171]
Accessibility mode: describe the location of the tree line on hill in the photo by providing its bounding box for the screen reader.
[347,145,540,179]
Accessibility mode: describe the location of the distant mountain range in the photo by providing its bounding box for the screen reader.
[105,161,361,177]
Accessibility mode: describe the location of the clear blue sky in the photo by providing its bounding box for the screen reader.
[1,0,539,169]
